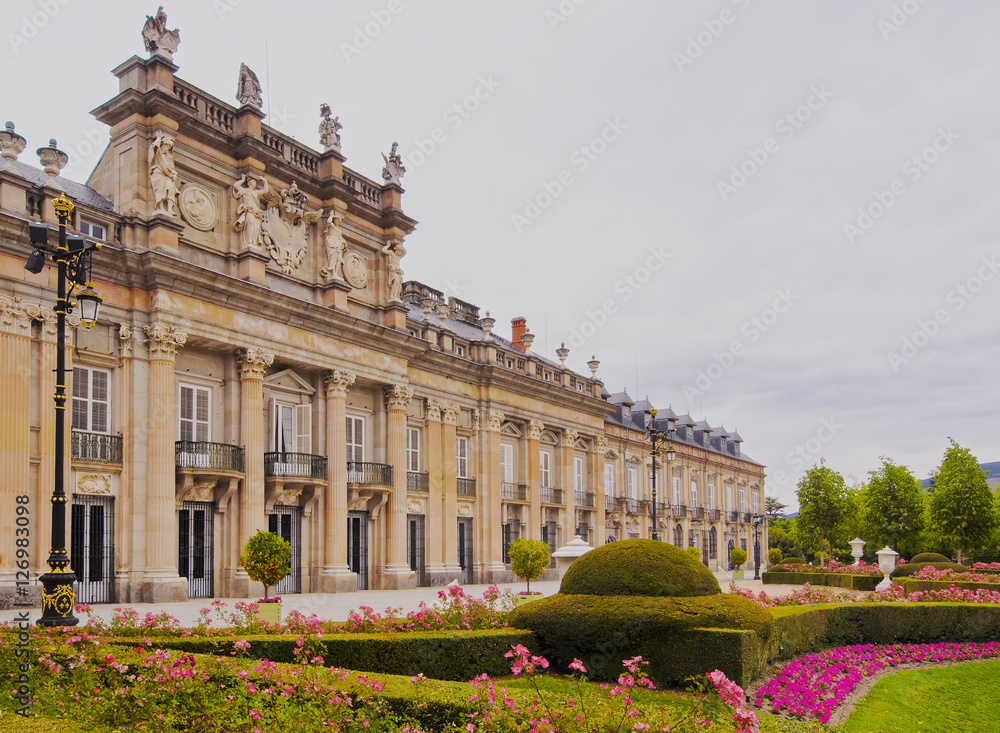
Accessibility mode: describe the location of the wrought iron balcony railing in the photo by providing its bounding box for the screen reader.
[575,491,595,508]
[672,504,688,518]
[540,487,563,504]
[72,430,123,465]
[407,471,429,492]
[743,512,753,524]
[457,477,476,496]
[347,462,392,486]
[264,452,327,480]
[727,510,739,522]
[175,440,243,472]
[605,495,616,511]
[501,482,528,501]
[691,506,705,520]
[707,508,721,521]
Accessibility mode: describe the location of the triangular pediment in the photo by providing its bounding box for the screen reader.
[264,368,315,395]
[500,422,522,438]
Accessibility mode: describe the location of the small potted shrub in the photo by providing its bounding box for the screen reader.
[730,546,748,579]
[508,537,550,606]
[238,529,291,624]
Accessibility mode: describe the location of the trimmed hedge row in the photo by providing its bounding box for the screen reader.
[898,578,1000,596]
[122,628,533,681]
[891,561,970,578]
[761,570,880,591]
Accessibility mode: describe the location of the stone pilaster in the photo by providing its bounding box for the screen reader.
[233,346,273,598]
[140,324,188,603]
[319,369,357,593]
[115,325,135,600]
[561,429,577,536]
[594,435,608,545]
[382,384,415,588]
[527,420,543,541]
[483,409,505,579]
[424,399,446,583]
[441,402,462,577]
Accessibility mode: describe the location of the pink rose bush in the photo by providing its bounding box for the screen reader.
[729,580,1000,607]
[779,559,883,576]
[910,565,1000,583]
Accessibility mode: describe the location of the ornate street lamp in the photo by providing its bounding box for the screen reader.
[752,513,764,580]
[27,193,104,627]
[646,407,677,542]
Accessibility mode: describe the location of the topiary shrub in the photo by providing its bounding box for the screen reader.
[768,548,784,565]
[507,538,550,593]
[891,561,970,579]
[730,547,748,569]
[239,530,291,599]
[782,557,805,565]
[559,539,720,597]
[909,552,950,564]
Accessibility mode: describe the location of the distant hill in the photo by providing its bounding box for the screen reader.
[921,461,1000,490]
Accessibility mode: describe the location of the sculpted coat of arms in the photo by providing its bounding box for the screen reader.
[258,181,319,274]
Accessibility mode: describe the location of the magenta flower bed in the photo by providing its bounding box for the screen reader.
[911,565,1000,584]
[755,642,1000,723]
[779,559,883,577]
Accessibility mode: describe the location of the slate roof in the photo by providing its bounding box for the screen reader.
[7,160,115,214]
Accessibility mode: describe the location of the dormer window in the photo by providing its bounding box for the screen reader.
[80,220,106,240]
[506,358,514,369]
[543,371,551,381]
[576,383,584,392]
[455,345,466,357]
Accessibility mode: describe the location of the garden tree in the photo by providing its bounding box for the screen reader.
[795,461,848,567]
[507,538,551,593]
[729,546,747,569]
[238,530,291,599]
[930,439,996,564]
[768,547,783,565]
[863,457,925,552]
[764,496,788,520]
[767,518,802,558]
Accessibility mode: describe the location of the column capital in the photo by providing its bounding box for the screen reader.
[442,401,461,426]
[562,428,579,447]
[425,398,446,422]
[383,383,414,411]
[118,324,133,360]
[486,409,505,432]
[236,346,274,378]
[144,323,187,360]
[323,368,356,397]
[0,296,32,337]
[595,435,609,451]
[528,419,545,440]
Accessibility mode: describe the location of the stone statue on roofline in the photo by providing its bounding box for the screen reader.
[318,104,343,152]
[381,240,406,301]
[321,209,348,281]
[149,132,179,217]
[381,142,405,185]
[236,63,263,109]
[142,6,180,60]
[232,173,269,249]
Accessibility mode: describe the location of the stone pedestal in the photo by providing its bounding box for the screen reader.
[384,302,409,331]
[322,279,351,312]
[552,535,594,579]
[237,248,269,285]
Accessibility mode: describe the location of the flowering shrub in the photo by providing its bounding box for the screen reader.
[756,642,1000,723]
[729,580,1000,607]
[911,565,1000,583]
[973,561,1000,570]
[778,559,883,577]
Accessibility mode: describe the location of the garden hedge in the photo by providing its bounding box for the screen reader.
[909,552,950,564]
[891,561,970,579]
[560,539,720,597]
[509,592,773,686]
[897,578,1000,596]
[120,628,533,682]
[760,570,880,591]
[781,557,805,564]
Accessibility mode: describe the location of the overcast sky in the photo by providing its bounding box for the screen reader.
[5,1,998,508]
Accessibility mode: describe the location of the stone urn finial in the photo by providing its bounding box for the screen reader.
[521,329,535,351]
[0,122,27,168]
[556,342,570,367]
[480,311,495,335]
[587,355,600,377]
[37,139,68,179]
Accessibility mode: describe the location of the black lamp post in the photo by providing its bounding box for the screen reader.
[28,193,104,627]
[646,407,677,542]
[752,513,764,580]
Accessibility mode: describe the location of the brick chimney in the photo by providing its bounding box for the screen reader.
[511,317,527,351]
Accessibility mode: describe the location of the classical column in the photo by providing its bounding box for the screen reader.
[483,409,505,579]
[115,325,134,600]
[527,420,543,541]
[561,429,578,538]
[441,402,462,577]
[382,384,415,589]
[424,399,446,583]
[0,298,32,602]
[140,324,189,603]
[319,368,357,593]
[593,435,608,546]
[234,346,273,597]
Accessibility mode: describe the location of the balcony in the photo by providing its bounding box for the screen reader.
[727,510,739,522]
[575,491,595,508]
[407,471,429,492]
[265,452,326,480]
[638,499,652,515]
[743,512,753,524]
[347,462,392,486]
[691,506,704,520]
[501,482,528,502]
[72,430,123,465]
[457,477,476,497]
[707,508,721,521]
[605,495,615,511]
[175,441,243,472]
[672,504,687,518]
[540,487,563,504]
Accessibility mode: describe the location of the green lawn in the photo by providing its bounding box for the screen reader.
[842,660,1000,732]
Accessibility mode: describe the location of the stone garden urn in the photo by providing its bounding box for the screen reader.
[551,535,593,579]
[875,546,898,591]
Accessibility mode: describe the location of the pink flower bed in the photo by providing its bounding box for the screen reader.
[911,565,1000,584]
[755,642,1000,723]
[780,559,882,576]
[730,581,1000,607]
[973,562,1000,570]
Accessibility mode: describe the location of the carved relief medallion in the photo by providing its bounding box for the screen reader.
[179,185,218,231]
[457,502,473,517]
[77,474,112,495]
[343,252,369,289]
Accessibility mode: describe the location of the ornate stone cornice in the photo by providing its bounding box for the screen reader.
[442,402,461,426]
[425,398,445,422]
[236,346,274,378]
[383,384,414,411]
[486,409,505,432]
[562,428,579,447]
[528,420,544,440]
[0,296,32,337]
[144,324,188,360]
[118,324,133,360]
[323,368,356,397]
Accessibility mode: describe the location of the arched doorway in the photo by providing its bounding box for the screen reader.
[727,539,735,570]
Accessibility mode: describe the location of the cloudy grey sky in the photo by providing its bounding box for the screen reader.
[5,1,997,508]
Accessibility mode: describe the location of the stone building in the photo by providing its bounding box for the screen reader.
[0,12,766,606]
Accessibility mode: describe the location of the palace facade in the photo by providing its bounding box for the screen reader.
[0,14,766,606]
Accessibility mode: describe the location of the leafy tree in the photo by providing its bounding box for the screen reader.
[764,496,788,520]
[730,546,747,569]
[238,530,291,599]
[768,547,783,565]
[930,439,996,564]
[795,461,848,567]
[863,457,925,552]
[507,538,550,593]
[767,518,802,558]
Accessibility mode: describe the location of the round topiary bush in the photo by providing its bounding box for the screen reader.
[891,561,970,579]
[909,552,950,564]
[782,557,805,565]
[559,539,720,597]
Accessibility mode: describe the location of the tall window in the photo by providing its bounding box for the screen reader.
[708,481,716,510]
[346,416,365,462]
[604,463,615,495]
[272,401,310,453]
[73,367,109,433]
[673,475,681,505]
[690,481,698,508]
[500,443,514,484]
[574,456,585,492]
[726,484,733,511]
[738,487,746,513]
[627,467,637,499]
[540,450,551,488]
[178,384,210,442]
[752,491,759,514]
[456,436,468,478]
[406,428,420,471]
